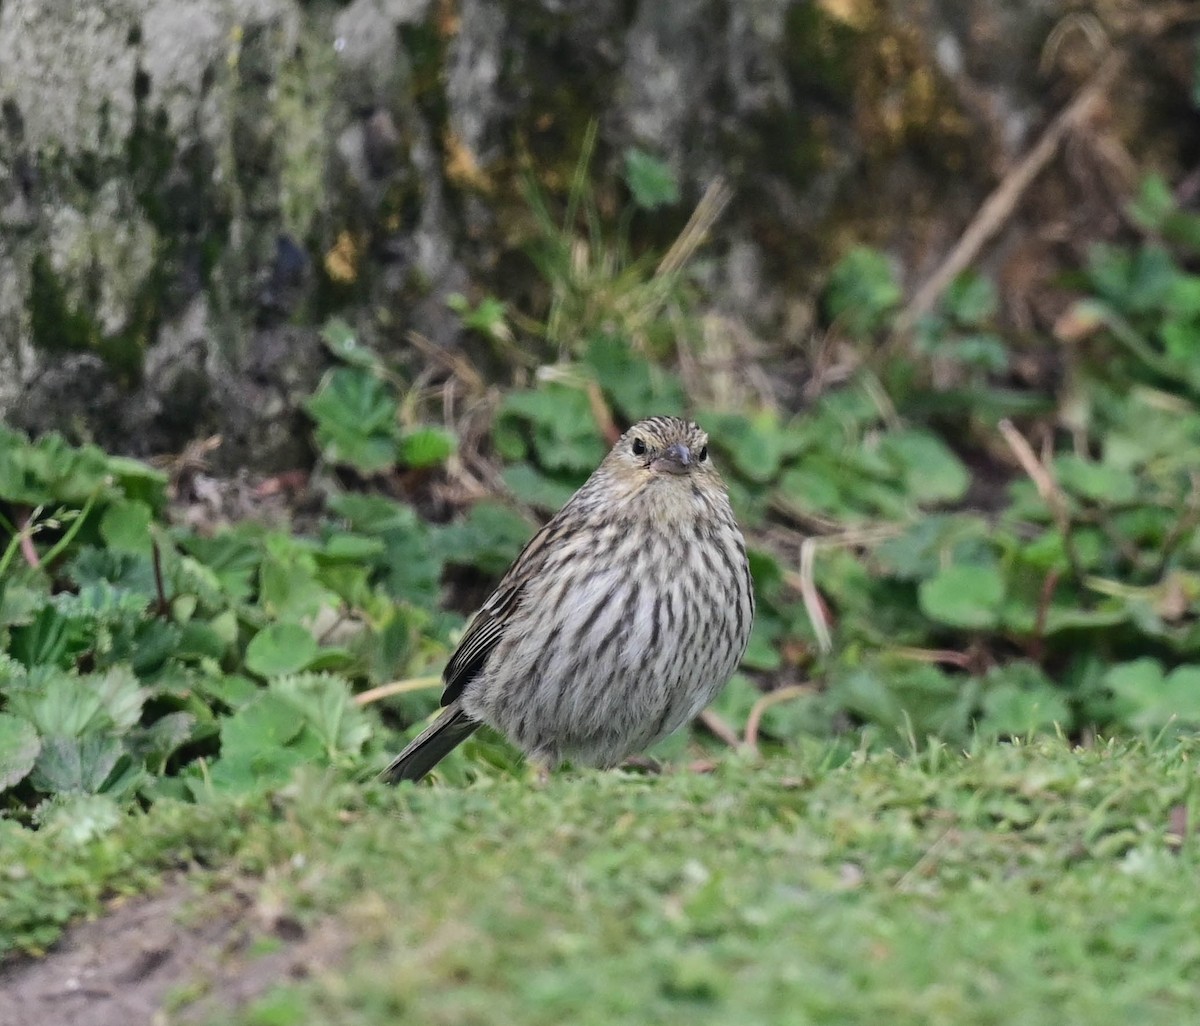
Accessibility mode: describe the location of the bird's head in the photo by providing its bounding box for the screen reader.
[597,416,725,512]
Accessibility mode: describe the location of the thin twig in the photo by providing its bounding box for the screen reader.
[151,538,170,618]
[18,510,40,570]
[696,708,743,749]
[798,538,833,655]
[998,419,1063,512]
[354,675,443,706]
[656,178,732,277]
[895,50,1127,333]
[889,646,973,669]
[785,525,905,655]
[406,330,490,391]
[743,684,811,756]
[1030,569,1061,661]
[585,380,620,443]
[997,418,1085,581]
[993,415,1089,578]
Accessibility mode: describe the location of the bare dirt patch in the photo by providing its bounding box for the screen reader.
[0,879,346,1026]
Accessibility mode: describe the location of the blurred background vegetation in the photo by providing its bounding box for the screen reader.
[2,0,1200,824]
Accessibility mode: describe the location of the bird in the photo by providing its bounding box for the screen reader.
[381,415,755,783]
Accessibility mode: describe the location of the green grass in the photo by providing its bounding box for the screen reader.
[6,737,1200,1024]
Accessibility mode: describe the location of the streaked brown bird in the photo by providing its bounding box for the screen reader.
[381,415,755,783]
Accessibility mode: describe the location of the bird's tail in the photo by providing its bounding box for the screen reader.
[380,700,480,783]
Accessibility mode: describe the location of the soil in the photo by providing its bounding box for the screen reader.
[0,879,347,1026]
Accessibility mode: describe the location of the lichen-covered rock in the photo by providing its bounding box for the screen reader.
[0,0,1189,468]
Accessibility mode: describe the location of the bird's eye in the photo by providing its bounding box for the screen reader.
[698,445,709,462]
[631,437,647,457]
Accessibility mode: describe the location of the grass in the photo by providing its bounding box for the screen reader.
[6,736,1200,1024]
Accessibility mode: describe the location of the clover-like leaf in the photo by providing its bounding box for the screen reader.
[245,623,319,677]
[99,499,153,554]
[918,563,1005,630]
[882,430,970,505]
[398,426,456,468]
[1105,659,1200,731]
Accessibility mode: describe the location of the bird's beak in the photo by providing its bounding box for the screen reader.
[651,442,692,475]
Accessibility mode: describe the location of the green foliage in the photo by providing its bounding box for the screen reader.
[520,126,694,355]
[623,148,680,210]
[0,403,467,825]
[824,246,902,337]
[305,319,457,475]
[10,153,1200,838]
[427,168,1200,757]
[913,272,1008,375]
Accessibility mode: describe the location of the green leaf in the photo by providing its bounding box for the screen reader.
[623,149,680,210]
[500,386,607,474]
[320,318,383,371]
[260,546,340,621]
[397,426,456,468]
[1053,455,1139,505]
[0,428,115,505]
[176,620,230,661]
[378,522,445,606]
[918,563,1005,630]
[700,411,787,484]
[824,247,902,337]
[742,614,784,671]
[176,532,263,603]
[327,492,423,534]
[210,692,317,793]
[219,692,307,755]
[438,502,534,576]
[34,794,123,844]
[245,623,319,677]
[8,605,72,668]
[874,515,991,581]
[7,668,145,737]
[776,464,843,518]
[30,735,124,794]
[882,430,970,505]
[319,532,387,562]
[942,272,997,325]
[1129,174,1175,231]
[831,664,976,742]
[99,500,153,554]
[91,666,147,733]
[194,672,260,710]
[272,673,371,758]
[1105,659,1200,731]
[978,664,1072,736]
[305,367,398,473]
[584,334,686,420]
[501,463,578,512]
[127,712,195,766]
[0,714,40,789]
[67,547,158,596]
[447,294,512,342]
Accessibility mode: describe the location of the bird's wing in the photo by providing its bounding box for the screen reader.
[440,580,526,705]
[439,498,577,706]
